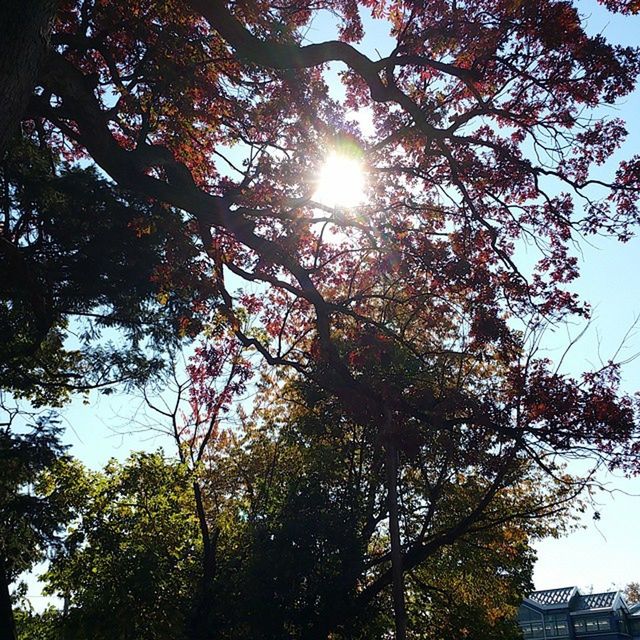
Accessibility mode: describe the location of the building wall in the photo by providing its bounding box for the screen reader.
[519,597,640,640]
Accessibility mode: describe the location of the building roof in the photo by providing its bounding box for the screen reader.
[524,588,630,614]
[528,587,577,607]
[574,592,618,611]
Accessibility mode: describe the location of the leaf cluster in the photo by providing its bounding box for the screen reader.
[1,133,218,404]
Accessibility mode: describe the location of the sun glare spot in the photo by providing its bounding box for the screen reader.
[313,152,366,209]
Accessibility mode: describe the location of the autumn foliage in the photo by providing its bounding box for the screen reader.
[2,0,640,638]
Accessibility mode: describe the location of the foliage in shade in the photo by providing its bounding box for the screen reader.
[0,414,79,640]
[21,373,571,639]
[14,607,63,640]
[1,134,218,406]
[0,416,73,581]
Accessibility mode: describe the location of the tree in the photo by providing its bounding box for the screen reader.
[403,486,559,640]
[14,607,62,640]
[625,582,640,605]
[0,411,78,640]
[31,369,571,640]
[129,364,580,639]
[217,370,581,639]
[4,1,640,637]
[0,0,58,159]
[42,453,201,640]
[1,132,218,406]
[137,331,252,639]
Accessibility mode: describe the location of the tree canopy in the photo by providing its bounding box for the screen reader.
[2,0,640,638]
[19,382,569,639]
[40,452,201,640]
[0,413,77,640]
[17,0,638,468]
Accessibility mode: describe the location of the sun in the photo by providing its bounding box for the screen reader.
[313,152,366,209]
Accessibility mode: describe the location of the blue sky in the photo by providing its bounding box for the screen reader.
[528,2,640,593]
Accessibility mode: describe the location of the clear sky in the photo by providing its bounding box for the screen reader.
[24,0,640,604]
[528,2,640,593]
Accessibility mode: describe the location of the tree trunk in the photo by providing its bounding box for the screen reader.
[188,481,219,640]
[0,557,17,640]
[384,406,407,640]
[0,0,59,159]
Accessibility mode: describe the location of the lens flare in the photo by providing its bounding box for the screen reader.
[313,152,366,208]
